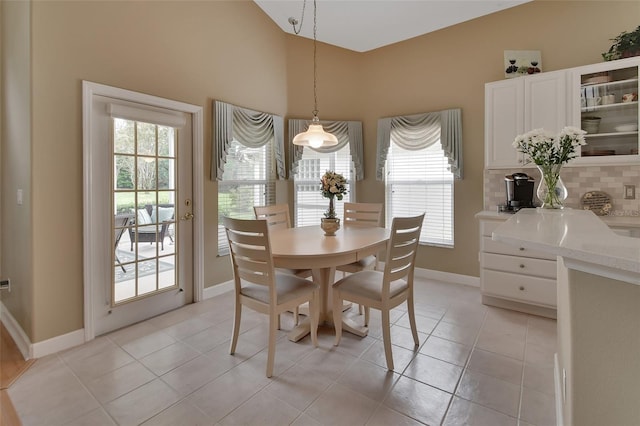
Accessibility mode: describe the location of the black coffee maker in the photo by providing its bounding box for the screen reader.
[504,173,535,212]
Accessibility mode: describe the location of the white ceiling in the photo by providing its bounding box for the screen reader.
[254,0,532,52]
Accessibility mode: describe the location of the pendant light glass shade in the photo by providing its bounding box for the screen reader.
[292,116,338,148]
[291,0,337,148]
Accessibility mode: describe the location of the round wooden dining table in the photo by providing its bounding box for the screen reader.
[269,224,390,342]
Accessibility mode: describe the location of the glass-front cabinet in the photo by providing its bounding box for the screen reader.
[572,57,639,164]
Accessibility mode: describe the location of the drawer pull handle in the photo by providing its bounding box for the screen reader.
[519,286,525,291]
[519,264,525,268]
[519,247,525,251]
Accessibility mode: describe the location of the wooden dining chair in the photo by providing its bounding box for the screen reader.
[223,217,319,377]
[332,213,424,371]
[254,204,313,325]
[336,202,384,320]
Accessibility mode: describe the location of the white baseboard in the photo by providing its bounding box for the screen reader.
[413,267,480,287]
[203,280,233,300]
[1,301,32,360]
[1,300,87,359]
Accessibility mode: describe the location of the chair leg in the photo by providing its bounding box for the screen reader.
[293,306,299,326]
[310,291,319,347]
[381,309,394,371]
[333,289,343,346]
[277,314,281,330]
[364,306,370,327]
[266,312,278,378]
[407,292,419,347]
[358,304,363,315]
[229,301,242,355]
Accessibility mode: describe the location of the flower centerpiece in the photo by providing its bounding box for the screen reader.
[320,170,347,235]
[512,126,586,209]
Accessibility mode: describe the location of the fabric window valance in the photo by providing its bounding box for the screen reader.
[212,100,285,180]
[376,108,462,180]
[289,119,364,180]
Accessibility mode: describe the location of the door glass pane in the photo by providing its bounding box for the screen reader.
[113,117,178,305]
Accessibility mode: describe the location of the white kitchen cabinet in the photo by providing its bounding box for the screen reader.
[478,216,557,318]
[485,70,569,169]
[571,57,639,165]
[485,78,525,168]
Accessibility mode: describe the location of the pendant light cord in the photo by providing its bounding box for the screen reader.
[312,0,318,119]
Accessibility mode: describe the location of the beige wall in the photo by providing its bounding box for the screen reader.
[1,0,34,340]
[2,0,639,343]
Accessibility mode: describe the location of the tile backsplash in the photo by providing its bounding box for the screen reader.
[484,165,640,215]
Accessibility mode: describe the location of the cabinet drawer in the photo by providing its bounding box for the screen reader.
[481,236,556,260]
[482,270,556,307]
[481,252,557,279]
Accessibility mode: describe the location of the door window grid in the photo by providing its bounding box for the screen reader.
[294,145,354,226]
[112,118,178,305]
[385,141,454,247]
[217,139,276,255]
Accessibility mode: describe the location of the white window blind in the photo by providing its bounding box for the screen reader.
[294,145,354,226]
[385,140,454,247]
[218,139,275,254]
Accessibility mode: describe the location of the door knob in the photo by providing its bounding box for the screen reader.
[181,212,194,221]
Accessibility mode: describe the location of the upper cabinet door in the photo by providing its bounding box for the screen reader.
[485,78,525,169]
[524,70,569,134]
[571,57,639,165]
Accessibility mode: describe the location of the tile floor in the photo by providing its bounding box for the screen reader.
[7,278,557,425]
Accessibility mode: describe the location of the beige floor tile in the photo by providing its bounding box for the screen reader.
[388,324,427,351]
[520,386,556,426]
[85,361,156,403]
[8,358,100,425]
[455,370,521,417]
[332,331,378,358]
[419,335,472,366]
[394,312,439,334]
[305,383,379,425]
[443,396,517,426]
[292,347,358,381]
[107,321,161,347]
[160,317,215,340]
[441,302,487,329]
[161,354,237,397]
[290,412,323,426]
[181,323,233,354]
[120,330,177,359]
[66,407,117,426]
[139,341,200,375]
[482,308,529,341]
[412,302,447,321]
[466,348,524,385]
[187,367,269,423]
[383,376,451,425]
[365,405,424,426]
[524,341,556,367]
[523,362,556,396]
[265,364,333,411]
[432,320,481,347]
[104,378,181,425]
[219,388,301,425]
[65,344,136,381]
[142,400,212,425]
[403,353,463,393]
[476,329,526,361]
[337,358,400,401]
[360,339,418,373]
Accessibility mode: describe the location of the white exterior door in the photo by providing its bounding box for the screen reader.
[83,82,203,337]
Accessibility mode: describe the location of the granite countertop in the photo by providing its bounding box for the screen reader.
[490,209,640,281]
[475,209,640,228]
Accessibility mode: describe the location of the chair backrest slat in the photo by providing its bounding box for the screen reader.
[223,217,275,289]
[343,202,383,227]
[383,214,424,287]
[254,204,291,230]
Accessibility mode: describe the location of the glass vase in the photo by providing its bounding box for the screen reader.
[536,164,567,209]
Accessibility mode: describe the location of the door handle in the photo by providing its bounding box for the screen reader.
[181,212,194,221]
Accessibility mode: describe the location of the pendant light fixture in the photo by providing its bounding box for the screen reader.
[290,0,338,148]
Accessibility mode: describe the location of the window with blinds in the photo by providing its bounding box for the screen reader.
[294,145,354,226]
[218,139,275,254]
[385,140,454,247]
